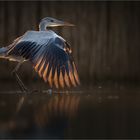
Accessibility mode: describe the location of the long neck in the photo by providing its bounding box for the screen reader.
[39,21,48,31]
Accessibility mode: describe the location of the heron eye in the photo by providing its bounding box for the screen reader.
[50,19,54,22]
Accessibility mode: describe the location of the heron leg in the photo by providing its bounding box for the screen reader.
[12,62,28,92]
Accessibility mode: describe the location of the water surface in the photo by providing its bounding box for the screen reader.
[0,83,140,139]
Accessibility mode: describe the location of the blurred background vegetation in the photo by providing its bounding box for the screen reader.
[0,1,140,87]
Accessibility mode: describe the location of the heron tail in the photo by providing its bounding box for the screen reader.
[0,47,7,58]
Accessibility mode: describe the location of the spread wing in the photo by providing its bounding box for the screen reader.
[7,36,80,88]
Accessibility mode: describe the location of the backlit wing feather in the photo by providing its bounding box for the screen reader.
[8,36,80,88]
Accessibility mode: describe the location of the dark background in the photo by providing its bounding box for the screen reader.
[0,1,140,86]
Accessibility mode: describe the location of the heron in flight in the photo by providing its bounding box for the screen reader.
[0,17,80,92]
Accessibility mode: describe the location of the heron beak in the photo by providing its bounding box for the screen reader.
[63,22,75,27]
[49,20,75,27]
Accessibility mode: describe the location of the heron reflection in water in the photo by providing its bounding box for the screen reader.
[0,94,80,136]
[0,17,80,92]
[35,95,80,127]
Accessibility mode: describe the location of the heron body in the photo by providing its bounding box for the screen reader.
[0,17,80,89]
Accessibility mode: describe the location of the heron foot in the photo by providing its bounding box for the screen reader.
[47,89,52,95]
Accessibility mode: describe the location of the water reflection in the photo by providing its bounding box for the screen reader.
[0,92,81,138]
[34,94,80,127]
[0,88,140,138]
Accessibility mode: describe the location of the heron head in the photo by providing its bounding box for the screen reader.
[40,17,75,28]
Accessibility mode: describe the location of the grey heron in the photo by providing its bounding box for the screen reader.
[0,17,80,92]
